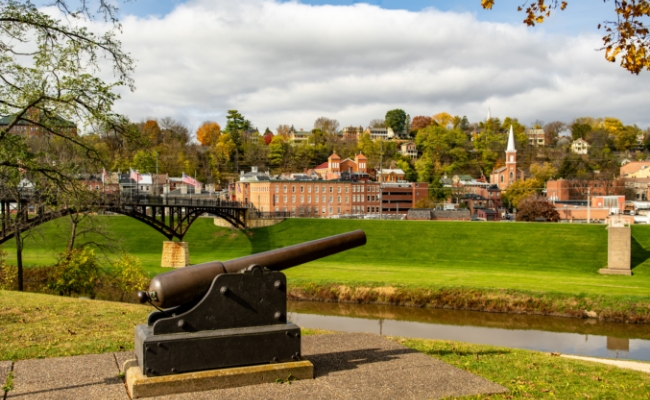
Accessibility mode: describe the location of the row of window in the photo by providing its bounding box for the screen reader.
[271,194,383,204]
[272,206,381,214]
[272,184,381,194]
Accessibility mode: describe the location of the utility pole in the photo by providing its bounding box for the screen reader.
[155,152,159,197]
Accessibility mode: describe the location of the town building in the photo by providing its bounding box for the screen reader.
[342,126,364,140]
[289,127,311,143]
[0,110,77,137]
[526,128,546,147]
[546,178,625,202]
[380,182,428,215]
[571,138,590,155]
[489,125,525,190]
[400,142,418,159]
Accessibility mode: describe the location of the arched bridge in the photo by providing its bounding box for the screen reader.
[0,195,250,245]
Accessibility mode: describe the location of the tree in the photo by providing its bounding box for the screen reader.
[515,195,561,222]
[480,0,650,74]
[0,0,134,188]
[410,116,433,133]
[502,178,543,208]
[111,254,149,302]
[225,110,246,147]
[262,128,274,145]
[268,135,288,167]
[543,121,567,146]
[142,120,162,145]
[314,117,340,136]
[530,162,558,183]
[385,109,407,135]
[196,121,221,146]
[571,123,592,140]
[368,119,386,129]
[432,112,454,128]
[276,124,291,138]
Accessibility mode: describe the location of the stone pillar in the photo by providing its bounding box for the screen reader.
[161,241,190,268]
[599,216,632,275]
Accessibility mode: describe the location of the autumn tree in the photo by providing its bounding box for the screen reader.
[530,162,558,183]
[314,117,340,135]
[196,121,221,146]
[262,128,274,145]
[410,116,433,133]
[431,112,454,129]
[515,195,560,222]
[502,178,543,208]
[276,124,291,138]
[543,121,567,145]
[368,119,386,129]
[480,0,650,74]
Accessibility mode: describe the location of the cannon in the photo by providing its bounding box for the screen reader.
[134,230,366,377]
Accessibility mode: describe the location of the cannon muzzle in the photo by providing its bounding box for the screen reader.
[141,229,366,308]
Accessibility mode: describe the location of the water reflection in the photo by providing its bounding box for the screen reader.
[287,301,650,361]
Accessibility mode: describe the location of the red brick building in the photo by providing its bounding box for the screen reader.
[380,182,429,215]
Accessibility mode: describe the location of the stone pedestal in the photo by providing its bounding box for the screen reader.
[124,359,314,398]
[599,217,632,275]
[161,241,190,268]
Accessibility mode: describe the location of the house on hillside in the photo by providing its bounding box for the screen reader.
[571,138,590,155]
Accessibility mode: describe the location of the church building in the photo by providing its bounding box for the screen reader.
[490,125,525,190]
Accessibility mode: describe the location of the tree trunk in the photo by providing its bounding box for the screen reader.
[14,223,23,292]
[67,218,78,252]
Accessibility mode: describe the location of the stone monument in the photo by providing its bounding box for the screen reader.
[599,216,632,275]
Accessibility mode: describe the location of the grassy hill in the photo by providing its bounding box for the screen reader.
[3,217,650,302]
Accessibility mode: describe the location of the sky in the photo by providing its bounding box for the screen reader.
[38,0,650,135]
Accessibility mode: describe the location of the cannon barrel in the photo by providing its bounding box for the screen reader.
[142,229,366,309]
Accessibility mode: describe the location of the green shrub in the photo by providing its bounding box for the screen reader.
[110,254,149,301]
[0,247,17,290]
[47,248,102,298]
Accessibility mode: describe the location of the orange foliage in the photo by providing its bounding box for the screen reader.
[196,121,221,146]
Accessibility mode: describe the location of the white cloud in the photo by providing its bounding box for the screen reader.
[105,0,650,133]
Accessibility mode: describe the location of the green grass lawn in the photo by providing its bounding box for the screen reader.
[1,291,649,399]
[4,216,650,301]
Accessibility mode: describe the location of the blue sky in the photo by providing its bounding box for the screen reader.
[115,0,611,35]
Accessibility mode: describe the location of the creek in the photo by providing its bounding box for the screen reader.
[287,301,650,361]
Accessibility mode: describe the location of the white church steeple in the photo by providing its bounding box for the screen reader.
[506,125,516,153]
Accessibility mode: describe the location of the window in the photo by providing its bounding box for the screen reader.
[329,196,333,203]
[300,186,304,193]
[509,172,514,180]
[274,195,279,203]
[322,206,326,214]
[275,186,279,193]
[322,195,326,203]
[275,207,279,212]
[283,195,287,203]
[283,185,287,193]
[345,187,349,193]
[315,196,319,203]
[315,186,319,193]
[346,196,349,203]
[322,186,326,193]
[307,195,311,202]
[308,186,311,193]
[300,195,304,203]
[338,187,342,193]
[337,196,341,203]
[292,195,296,203]
[337,207,341,214]
[329,186,333,193]
[292,186,296,193]
[500,175,504,183]
[361,186,364,193]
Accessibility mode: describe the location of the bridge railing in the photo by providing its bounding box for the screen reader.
[103,194,247,209]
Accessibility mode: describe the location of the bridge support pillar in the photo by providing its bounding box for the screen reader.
[161,241,190,268]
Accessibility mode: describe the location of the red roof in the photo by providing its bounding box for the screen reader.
[314,162,329,170]
[329,153,341,160]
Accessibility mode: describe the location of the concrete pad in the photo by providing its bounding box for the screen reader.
[1,361,12,387]
[561,355,650,373]
[114,351,135,372]
[7,353,127,400]
[599,268,633,275]
[125,359,314,398]
[149,333,506,399]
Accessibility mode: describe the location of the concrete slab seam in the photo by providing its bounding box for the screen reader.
[113,353,131,400]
